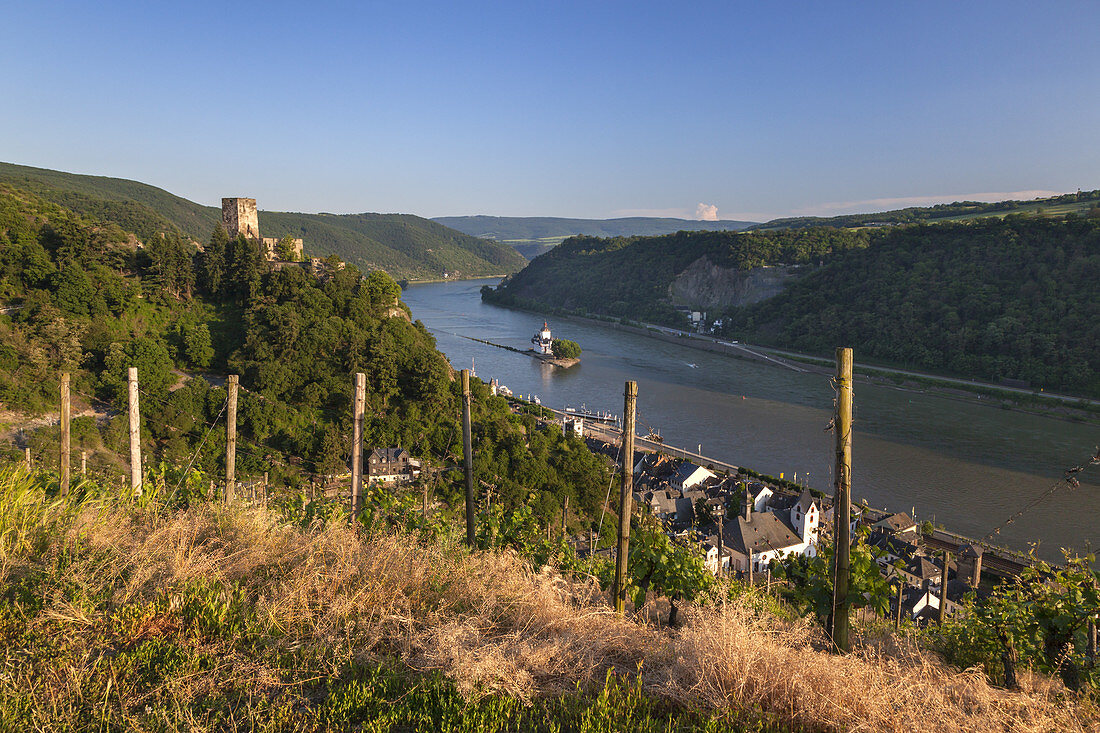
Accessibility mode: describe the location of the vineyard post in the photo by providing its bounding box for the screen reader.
[262,472,269,506]
[81,450,87,477]
[895,580,903,629]
[24,447,31,470]
[614,380,637,614]
[59,372,70,497]
[830,347,853,652]
[226,375,238,502]
[561,495,569,541]
[128,367,142,496]
[351,372,365,519]
[938,551,951,626]
[461,369,475,548]
[717,511,724,577]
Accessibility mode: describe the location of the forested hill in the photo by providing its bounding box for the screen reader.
[484,217,1100,398]
[0,184,608,517]
[750,189,1100,231]
[434,215,757,240]
[0,162,525,279]
[483,227,873,323]
[720,218,1100,397]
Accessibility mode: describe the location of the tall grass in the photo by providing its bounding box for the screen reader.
[0,464,1095,732]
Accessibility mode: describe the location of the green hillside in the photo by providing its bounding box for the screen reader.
[433,215,757,241]
[719,218,1100,397]
[750,190,1100,231]
[483,228,871,323]
[0,162,525,279]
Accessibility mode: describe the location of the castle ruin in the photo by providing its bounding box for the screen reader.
[222,198,258,240]
[221,197,304,262]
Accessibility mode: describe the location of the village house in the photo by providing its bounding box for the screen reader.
[366,447,421,484]
[670,462,716,491]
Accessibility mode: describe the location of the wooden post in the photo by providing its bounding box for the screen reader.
[262,471,269,506]
[59,372,71,497]
[561,495,569,541]
[938,551,951,626]
[128,367,142,497]
[1088,620,1096,667]
[895,581,904,629]
[613,381,637,614]
[461,369,476,548]
[422,483,429,521]
[81,450,87,477]
[225,375,238,502]
[717,511,724,577]
[351,372,366,519]
[589,527,595,555]
[830,347,853,652]
[24,447,31,470]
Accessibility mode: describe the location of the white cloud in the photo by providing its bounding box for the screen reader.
[695,203,719,221]
[791,190,1065,218]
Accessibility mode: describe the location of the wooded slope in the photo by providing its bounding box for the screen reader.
[0,162,525,279]
[721,218,1100,397]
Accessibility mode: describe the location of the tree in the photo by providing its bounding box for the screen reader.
[51,263,94,316]
[200,225,229,296]
[228,234,263,304]
[175,318,213,369]
[552,338,582,359]
[275,235,300,262]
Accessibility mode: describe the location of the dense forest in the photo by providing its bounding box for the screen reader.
[719,217,1100,397]
[0,184,608,519]
[0,162,526,279]
[483,227,874,323]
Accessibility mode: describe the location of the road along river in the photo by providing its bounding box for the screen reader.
[402,278,1100,561]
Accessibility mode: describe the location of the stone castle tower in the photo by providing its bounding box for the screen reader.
[222,198,259,240]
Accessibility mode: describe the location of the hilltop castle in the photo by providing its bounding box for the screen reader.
[221,197,304,262]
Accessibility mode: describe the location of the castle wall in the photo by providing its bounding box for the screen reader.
[261,236,304,261]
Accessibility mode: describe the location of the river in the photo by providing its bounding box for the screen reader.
[402,278,1099,561]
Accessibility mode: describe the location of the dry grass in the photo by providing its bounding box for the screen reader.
[8,497,1099,732]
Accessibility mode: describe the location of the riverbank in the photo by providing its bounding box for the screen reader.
[491,303,1100,426]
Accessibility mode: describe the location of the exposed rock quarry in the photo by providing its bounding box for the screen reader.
[668,256,798,310]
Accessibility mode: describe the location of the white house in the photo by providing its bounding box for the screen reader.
[671,462,716,491]
[747,482,773,513]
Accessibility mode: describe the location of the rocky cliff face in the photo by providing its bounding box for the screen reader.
[668,256,798,310]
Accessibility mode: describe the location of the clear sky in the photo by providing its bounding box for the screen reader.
[3,1,1098,221]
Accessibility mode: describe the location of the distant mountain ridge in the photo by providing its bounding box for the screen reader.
[433,215,757,241]
[0,162,526,279]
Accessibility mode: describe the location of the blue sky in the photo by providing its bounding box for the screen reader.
[3,1,1098,221]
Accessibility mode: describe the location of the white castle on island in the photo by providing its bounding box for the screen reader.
[531,321,553,355]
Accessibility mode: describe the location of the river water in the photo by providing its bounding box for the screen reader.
[402,278,1098,561]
